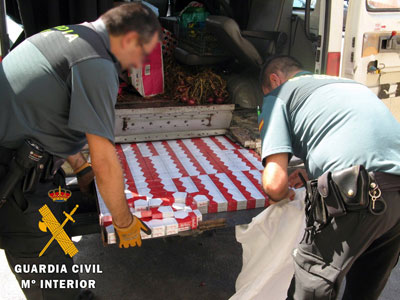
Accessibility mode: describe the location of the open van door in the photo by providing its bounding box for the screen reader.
[341,0,400,121]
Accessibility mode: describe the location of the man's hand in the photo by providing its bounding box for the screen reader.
[67,152,94,196]
[268,188,296,205]
[77,169,95,195]
[288,169,308,188]
[113,215,152,248]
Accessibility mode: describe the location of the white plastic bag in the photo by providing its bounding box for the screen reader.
[230,188,306,300]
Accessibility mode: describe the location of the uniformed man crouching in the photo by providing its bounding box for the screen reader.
[0,3,160,299]
[258,55,400,300]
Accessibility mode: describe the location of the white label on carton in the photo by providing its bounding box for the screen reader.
[141,231,152,240]
[255,198,266,208]
[149,198,163,207]
[194,195,209,207]
[173,192,187,204]
[174,210,189,219]
[135,199,149,211]
[148,220,166,238]
[105,225,116,244]
[162,218,179,235]
[157,206,174,218]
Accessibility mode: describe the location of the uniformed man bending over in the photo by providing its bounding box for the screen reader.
[0,3,160,299]
[258,55,400,299]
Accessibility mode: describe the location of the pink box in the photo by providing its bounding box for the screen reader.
[129,42,164,97]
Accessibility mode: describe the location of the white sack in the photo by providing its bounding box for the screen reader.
[231,188,306,300]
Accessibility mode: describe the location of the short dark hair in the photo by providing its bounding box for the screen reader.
[259,55,303,89]
[101,3,162,43]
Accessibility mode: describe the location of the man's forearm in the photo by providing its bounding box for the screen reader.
[94,154,132,227]
[86,133,132,228]
[262,153,291,202]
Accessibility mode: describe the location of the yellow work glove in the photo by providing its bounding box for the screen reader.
[113,215,152,248]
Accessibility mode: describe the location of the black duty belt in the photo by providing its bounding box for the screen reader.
[302,165,400,244]
[373,171,400,192]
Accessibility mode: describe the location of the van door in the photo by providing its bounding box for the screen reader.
[341,0,400,121]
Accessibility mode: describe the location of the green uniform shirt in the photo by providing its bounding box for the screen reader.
[258,72,400,179]
[0,19,119,158]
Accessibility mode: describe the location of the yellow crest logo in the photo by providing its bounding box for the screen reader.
[38,204,79,257]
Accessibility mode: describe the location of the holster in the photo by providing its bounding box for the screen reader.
[306,180,328,225]
[0,142,65,208]
[320,165,370,215]
[303,178,328,244]
[19,155,66,193]
[305,165,371,229]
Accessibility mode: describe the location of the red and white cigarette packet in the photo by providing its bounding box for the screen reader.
[189,202,198,211]
[193,209,203,223]
[148,219,166,238]
[172,202,185,211]
[174,210,198,232]
[101,214,113,227]
[172,203,194,213]
[130,207,152,219]
[172,192,187,204]
[105,225,116,244]
[150,206,174,219]
[234,199,248,211]
[127,196,147,209]
[134,199,149,211]
[124,189,135,200]
[255,198,266,208]
[162,218,179,235]
[193,195,209,214]
[148,198,163,208]
[212,197,228,212]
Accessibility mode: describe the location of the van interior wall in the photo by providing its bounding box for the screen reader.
[289,17,317,72]
[7,0,113,38]
[246,0,293,58]
[223,0,295,108]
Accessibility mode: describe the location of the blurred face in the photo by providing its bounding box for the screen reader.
[115,31,159,70]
